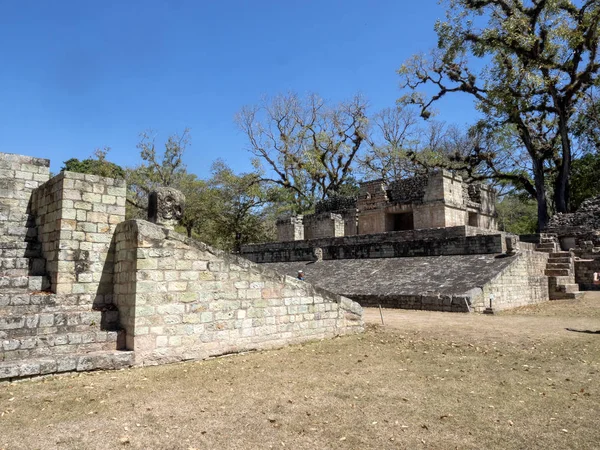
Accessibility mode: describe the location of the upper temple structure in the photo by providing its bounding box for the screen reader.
[276,170,497,242]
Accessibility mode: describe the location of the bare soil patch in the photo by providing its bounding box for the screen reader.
[1,293,599,449]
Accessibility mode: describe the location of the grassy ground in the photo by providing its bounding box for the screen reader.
[1,293,599,450]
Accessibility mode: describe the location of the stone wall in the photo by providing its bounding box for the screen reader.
[477,250,549,312]
[387,175,427,203]
[353,171,497,234]
[32,172,126,299]
[276,215,304,242]
[545,196,600,247]
[339,208,358,236]
[574,253,600,291]
[303,212,345,240]
[262,248,548,313]
[114,220,363,365]
[0,153,50,246]
[241,226,508,263]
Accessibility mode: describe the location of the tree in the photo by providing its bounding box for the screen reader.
[496,193,539,234]
[126,129,190,218]
[237,92,368,214]
[209,160,274,252]
[570,151,600,210]
[360,107,422,181]
[176,172,221,239]
[399,0,600,229]
[62,147,125,179]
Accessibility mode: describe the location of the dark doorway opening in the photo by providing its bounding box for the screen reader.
[388,212,414,231]
[468,212,478,227]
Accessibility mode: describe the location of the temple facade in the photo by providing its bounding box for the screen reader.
[276,170,497,241]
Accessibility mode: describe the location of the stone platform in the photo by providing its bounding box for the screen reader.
[263,250,549,313]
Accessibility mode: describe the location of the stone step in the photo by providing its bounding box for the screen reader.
[0,310,113,338]
[545,268,571,277]
[549,275,576,286]
[547,257,572,264]
[1,330,124,361]
[537,243,557,250]
[558,283,580,294]
[0,242,42,259]
[0,257,46,276]
[0,292,58,314]
[0,275,50,291]
[536,247,556,254]
[550,252,571,258]
[546,262,572,270]
[0,225,38,241]
[0,209,35,223]
[0,350,134,381]
[550,291,585,301]
[0,292,107,314]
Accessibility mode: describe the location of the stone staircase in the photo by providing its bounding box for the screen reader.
[0,211,51,291]
[536,236,584,300]
[0,159,133,381]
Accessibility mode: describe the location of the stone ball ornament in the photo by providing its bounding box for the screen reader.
[148,187,186,230]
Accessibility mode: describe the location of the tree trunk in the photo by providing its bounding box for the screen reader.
[533,160,549,231]
[554,113,572,213]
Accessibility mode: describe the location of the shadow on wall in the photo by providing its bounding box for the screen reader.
[25,197,48,280]
[96,234,124,345]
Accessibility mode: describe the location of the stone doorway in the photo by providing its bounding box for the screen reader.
[387,212,414,231]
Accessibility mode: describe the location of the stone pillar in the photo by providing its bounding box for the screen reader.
[33,172,126,297]
[276,215,304,242]
[148,187,185,231]
[303,213,345,240]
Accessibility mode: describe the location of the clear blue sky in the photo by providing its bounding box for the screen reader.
[0,0,478,177]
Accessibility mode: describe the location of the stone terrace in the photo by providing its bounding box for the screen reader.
[0,151,363,381]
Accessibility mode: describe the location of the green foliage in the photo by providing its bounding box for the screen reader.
[62,148,125,179]
[126,129,190,219]
[207,160,275,252]
[398,0,600,228]
[496,195,538,234]
[570,153,600,211]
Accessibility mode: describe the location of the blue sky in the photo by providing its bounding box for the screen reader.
[0,0,479,177]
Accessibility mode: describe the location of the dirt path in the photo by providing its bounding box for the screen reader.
[364,292,600,343]
[1,292,599,449]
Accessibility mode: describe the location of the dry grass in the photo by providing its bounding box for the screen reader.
[2,293,600,450]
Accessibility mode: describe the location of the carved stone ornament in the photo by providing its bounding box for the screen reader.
[148,187,186,230]
[505,235,519,256]
[313,247,323,262]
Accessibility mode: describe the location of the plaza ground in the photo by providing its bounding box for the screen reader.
[1,293,599,449]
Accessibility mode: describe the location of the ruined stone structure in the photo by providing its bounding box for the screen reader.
[542,196,600,291]
[242,226,551,312]
[259,172,588,311]
[0,152,362,381]
[276,170,497,241]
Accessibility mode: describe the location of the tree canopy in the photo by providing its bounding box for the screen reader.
[399,0,600,229]
[237,92,368,214]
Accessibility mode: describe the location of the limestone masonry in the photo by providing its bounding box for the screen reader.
[244,178,599,312]
[276,171,497,242]
[543,196,600,292]
[0,152,362,381]
[2,150,598,381]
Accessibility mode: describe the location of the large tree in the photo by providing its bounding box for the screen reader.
[209,160,274,252]
[399,0,600,229]
[237,93,368,214]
